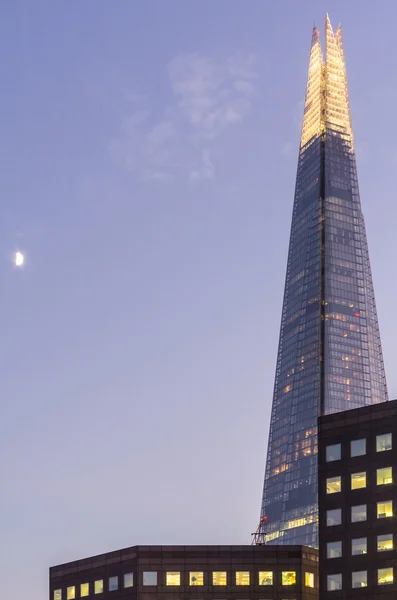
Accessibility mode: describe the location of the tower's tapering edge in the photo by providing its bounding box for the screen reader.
[300,25,323,148]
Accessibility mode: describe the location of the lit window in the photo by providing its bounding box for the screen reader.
[282,571,296,586]
[377,534,393,552]
[236,572,250,586]
[378,567,393,585]
[351,504,366,522]
[377,500,393,518]
[124,573,133,588]
[80,583,89,597]
[213,572,227,586]
[166,572,180,586]
[351,471,366,489]
[143,572,157,586]
[327,508,341,526]
[326,476,341,494]
[327,541,342,559]
[94,580,103,594]
[351,537,367,555]
[377,466,392,485]
[109,576,118,592]
[305,572,314,588]
[351,438,366,457]
[352,570,367,588]
[326,443,341,462]
[377,433,392,452]
[189,572,203,586]
[259,571,273,585]
[327,573,342,591]
[66,587,75,600]
[54,590,62,600]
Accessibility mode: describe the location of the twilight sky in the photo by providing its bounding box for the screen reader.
[1,1,397,598]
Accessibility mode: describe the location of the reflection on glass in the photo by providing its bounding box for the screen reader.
[327,508,341,526]
[352,571,367,588]
[124,573,133,588]
[189,572,203,586]
[259,571,273,586]
[143,572,157,586]
[351,472,366,489]
[326,443,341,462]
[166,572,180,586]
[377,466,392,485]
[327,573,342,591]
[377,534,393,552]
[327,540,342,558]
[352,537,367,555]
[377,433,392,452]
[377,501,393,519]
[212,572,227,586]
[327,476,341,494]
[109,577,118,592]
[351,439,366,457]
[282,571,296,586]
[378,567,393,585]
[351,504,366,522]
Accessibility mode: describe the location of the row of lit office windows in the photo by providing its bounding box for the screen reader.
[326,466,393,493]
[53,570,315,599]
[327,533,394,558]
[326,432,392,462]
[327,567,394,591]
[326,500,393,526]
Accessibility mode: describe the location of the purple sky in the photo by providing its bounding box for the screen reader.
[1,2,397,599]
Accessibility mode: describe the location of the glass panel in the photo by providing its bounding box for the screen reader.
[326,443,341,462]
[351,439,366,457]
[189,572,203,586]
[282,572,296,586]
[327,508,341,526]
[326,476,341,494]
[352,571,367,588]
[305,572,314,588]
[377,466,392,485]
[109,577,118,592]
[54,591,62,600]
[236,572,250,586]
[80,583,89,597]
[351,504,366,522]
[327,540,342,558]
[351,471,366,489]
[378,567,393,585]
[259,571,273,585]
[124,573,133,588]
[94,580,103,594]
[351,537,367,555]
[66,588,75,600]
[377,433,392,452]
[377,501,393,518]
[166,572,180,586]
[212,572,227,586]
[377,533,393,551]
[327,573,342,591]
[143,572,157,586]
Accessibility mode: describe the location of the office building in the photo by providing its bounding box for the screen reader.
[260,15,388,547]
[319,399,397,597]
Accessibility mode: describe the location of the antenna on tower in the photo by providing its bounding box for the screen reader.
[251,515,268,546]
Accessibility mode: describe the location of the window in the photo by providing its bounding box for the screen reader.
[213,572,227,586]
[109,577,118,592]
[327,541,342,559]
[54,591,62,600]
[305,572,314,588]
[94,580,103,594]
[377,466,392,485]
[351,471,366,489]
[326,476,341,494]
[378,567,393,585]
[259,571,273,585]
[66,588,75,600]
[143,572,157,586]
[377,433,392,452]
[352,570,367,588]
[236,572,250,585]
[327,508,342,526]
[282,571,296,585]
[377,500,393,518]
[351,537,367,555]
[351,504,366,522]
[124,573,133,588]
[326,443,341,462]
[189,572,203,585]
[80,583,89,597]
[377,533,393,552]
[351,438,366,457]
[327,573,342,591]
[166,572,180,586]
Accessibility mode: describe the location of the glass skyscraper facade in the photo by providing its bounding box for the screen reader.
[260,16,388,548]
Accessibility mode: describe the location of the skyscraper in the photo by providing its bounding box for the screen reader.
[260,15,388,548]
